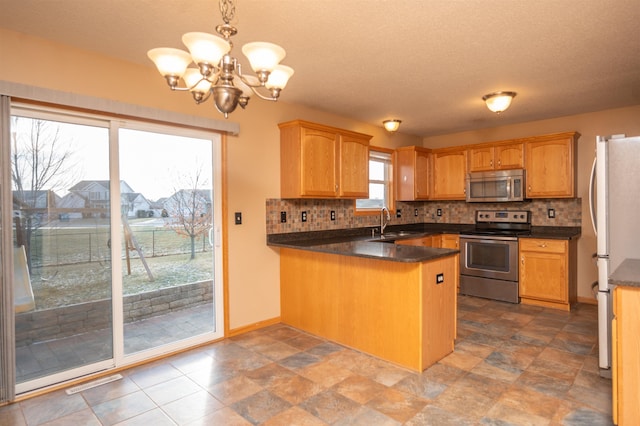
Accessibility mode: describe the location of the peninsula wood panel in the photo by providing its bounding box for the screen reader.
[421,255,457,367]
[280,248,457,371]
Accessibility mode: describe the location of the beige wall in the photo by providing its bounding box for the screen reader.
[0,28,420,331]
[423,105,640,301]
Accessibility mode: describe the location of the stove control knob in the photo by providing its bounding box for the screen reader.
[520,214,525,219]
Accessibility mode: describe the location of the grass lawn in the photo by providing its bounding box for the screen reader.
[30,251,213,310]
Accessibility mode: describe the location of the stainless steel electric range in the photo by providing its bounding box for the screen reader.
[459,210,531,303]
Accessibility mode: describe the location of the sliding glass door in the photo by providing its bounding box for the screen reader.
[118,127,217,356]
[11,111,113,392]
[5,106,223,395]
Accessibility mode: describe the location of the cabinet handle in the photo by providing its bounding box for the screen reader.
[490,160,493,167]
[538,243,547,248]
[521,256,524,265]
[498,159,501,166]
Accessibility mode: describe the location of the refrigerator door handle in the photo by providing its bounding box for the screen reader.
[589,156,597,236]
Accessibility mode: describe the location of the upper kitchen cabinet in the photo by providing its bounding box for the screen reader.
[279,120,372,198]
[468,142,524,172]
[524,132,579,198]
[432,147,468,200]
[396,146,431,201]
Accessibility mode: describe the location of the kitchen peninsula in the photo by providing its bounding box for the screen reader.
[268,232,459,372]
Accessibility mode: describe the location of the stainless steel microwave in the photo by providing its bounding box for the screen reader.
[465,169,525,202]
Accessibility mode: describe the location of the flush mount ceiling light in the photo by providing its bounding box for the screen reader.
[482,91,517,113]
[383,120,402,132]
[147,0,294,118]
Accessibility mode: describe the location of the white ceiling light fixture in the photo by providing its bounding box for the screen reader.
[383,119,402,132]
[147,0,294,118]
[482,91,517,113]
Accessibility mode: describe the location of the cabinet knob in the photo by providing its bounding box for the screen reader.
[498,159,501,166]
[538,243,547,248]
[490,160,493,167]
[521,256,524,265]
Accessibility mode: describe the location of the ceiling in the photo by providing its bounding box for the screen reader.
[1,0,639,137]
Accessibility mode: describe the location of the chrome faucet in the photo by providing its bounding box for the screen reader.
[380,207,390,235]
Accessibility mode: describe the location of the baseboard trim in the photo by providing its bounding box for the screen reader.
[578,296,597,305]
[227,317,281,337]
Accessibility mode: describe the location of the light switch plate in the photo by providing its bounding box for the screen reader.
[548,208,555,218]
[301,211,307,222]
[234,212,242,225]
[280,211,287,223]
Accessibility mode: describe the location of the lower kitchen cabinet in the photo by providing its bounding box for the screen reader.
[439,234,460,250]
[613,285,640,425]
[396,235,434,247]
[396,234,459,249]
[518,238,577,311]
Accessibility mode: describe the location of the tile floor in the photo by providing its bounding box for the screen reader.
[0,296,613,425]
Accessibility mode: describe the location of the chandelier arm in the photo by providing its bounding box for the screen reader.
[248,86,279,101]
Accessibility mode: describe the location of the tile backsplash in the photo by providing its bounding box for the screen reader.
[266,198,582,235]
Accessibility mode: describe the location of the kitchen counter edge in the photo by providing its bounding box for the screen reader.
[609,258,640,288]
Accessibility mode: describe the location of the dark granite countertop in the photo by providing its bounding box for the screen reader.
[266,223,580,263]
[609,259,640,288]
[273,239,459,263]
[524,226,582,240]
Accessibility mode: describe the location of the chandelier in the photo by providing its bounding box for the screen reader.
[147,0,294,118]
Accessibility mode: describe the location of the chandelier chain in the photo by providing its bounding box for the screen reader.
[219,0,236,24]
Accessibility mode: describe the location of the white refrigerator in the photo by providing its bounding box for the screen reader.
[590,134,640,376]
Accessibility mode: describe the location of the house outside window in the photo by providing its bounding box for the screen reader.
[356,147,394,212]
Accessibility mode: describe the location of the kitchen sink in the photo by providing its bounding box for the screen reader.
[367,231,423,242]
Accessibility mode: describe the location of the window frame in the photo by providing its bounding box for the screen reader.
[355,146,395,215]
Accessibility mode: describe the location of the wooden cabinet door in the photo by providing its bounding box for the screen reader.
[432,149,467,200]
[300,127,339,197]
[339,135,369,197]
[495,142,524,170]
[440,234,459,250]
[614,286,640,425]
[519,239,568,303]
[396,236,433,247]
[525,136,575,198]
[415,149,431,200]
[396,146,430,201]
[468,146,494,172]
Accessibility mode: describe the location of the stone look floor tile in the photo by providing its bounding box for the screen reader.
[1,296,615,426]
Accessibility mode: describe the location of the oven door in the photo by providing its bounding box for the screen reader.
[460,235,519,282]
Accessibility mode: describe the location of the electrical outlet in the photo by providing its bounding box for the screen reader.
[280,211,287,223]
[548,208,555,219]
[414,208,418,217]
[301,211,307,222]
[330,210,336,221]
[396,209,401,218]
[437,208,442,217]
[234,212,242,225]
[436,273,444,284]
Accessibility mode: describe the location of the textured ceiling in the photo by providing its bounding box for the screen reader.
[1,0,639,136]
